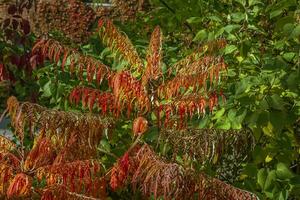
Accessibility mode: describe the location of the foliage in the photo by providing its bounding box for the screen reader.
[0,0,42,109]
[1,96,110,199]
[0,0,299,199]
[135,0,300,199]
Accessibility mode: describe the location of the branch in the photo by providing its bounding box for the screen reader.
[0,108,8,124]
[97,147,118,159]
[128,134,143,153]
[67,191,104,200]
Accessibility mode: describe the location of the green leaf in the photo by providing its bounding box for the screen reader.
[243,163,258,177]
[42,81,52,97]
[227,109,237,121]
[215,118,231,130]
[208,15,222,22]
[100,47,111,59]
[276,163,293,180]
[213,108,225,119]
[186,17,201,24]
[283,23,294,35]
[224,45,237,55]
[207,31,215,41]
[269,94,285,111]
[235,79,249,96]
[100,139,111,152]
[257,168,268,189]
[231,120,242,129]
[240,41,251,58]
[262,121,274,137]
[253,146,267,164]
[278,190,288,200]
[264,170,276,191]
[224,24,241,33]
[231,12,245,23]
[270,9,282,19]
[275,16,295,32]
[151,112,157,121]
[291,25,300,38]
[249,0,263,6]
[290,175,300,186]
[198,116,209,128]
[234,0,246,6]
[282,52,295,62]
[193,30,207,42]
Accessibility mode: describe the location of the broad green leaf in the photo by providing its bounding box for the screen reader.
[275,16,295,32]
[282,52,295,62]
[231,12,245,23]
[42,81,52,97]
[240,41,251,58]
[243,164,258,177]
[278,190,288,200]
[257,168,268,189]
[270,9,282,19]
[227,109,237,121]
[224,24,241,33]
[231,120,242,129]
[186,17,201,24]
[276,163,293,180]
[249,0,263,6]
[224,45,237,55]
[290,175,300,186]
[213,108,225,119]
[269,94,285,111]
[193,30,207,42]
[198,116,209,128]
[264,170,276,191]
[151,112,157,121]
[216,118,231,130]
[283,23,294,35]
[208,15,222,22]
[234,0,246,6]
[291,25,300,38]
[100,139,111,152]
[235,79,249,95]
[207,31,215,41]
[253,146,267,164]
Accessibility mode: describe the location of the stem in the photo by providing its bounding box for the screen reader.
[127,134,142,153]
[0,108,8,124]
[67,191,104,200]
[97,148,118,159]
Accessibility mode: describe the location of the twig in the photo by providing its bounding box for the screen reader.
[127,134,142,153]
[0,108,8,124]
[97,147,118,159]
[67,191,104,200]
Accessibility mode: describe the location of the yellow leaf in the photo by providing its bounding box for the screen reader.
[265,155,273,163]
[239,174,248,180]
[262,122,274,137]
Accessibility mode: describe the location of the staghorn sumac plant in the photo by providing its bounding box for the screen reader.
[0,96,111,199]
[34,18,227,124]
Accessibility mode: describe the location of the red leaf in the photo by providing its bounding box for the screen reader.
[61,50,69,72]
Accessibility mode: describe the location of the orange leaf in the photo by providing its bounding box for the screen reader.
[6,173,32,198]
